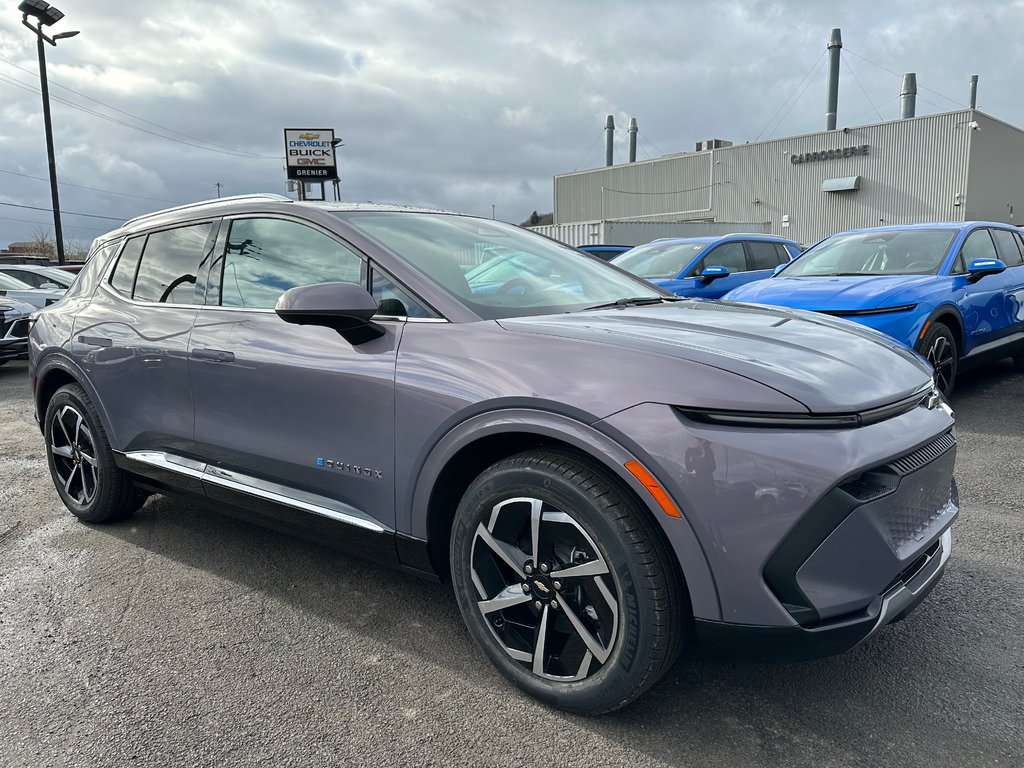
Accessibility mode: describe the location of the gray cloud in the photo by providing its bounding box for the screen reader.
[1,0,1022,248]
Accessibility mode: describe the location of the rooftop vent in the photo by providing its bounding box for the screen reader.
[695,139,733,152]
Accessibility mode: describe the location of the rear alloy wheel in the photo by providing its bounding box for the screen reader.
[915,323,958,397]
[450,450,685,713]
[44,383,144,523]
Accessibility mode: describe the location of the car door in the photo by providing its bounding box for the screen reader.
[70,221,213,463]
[684,241,748,298]
[988,228,1024,343]
[741,241,791,290]
[952,228,1023,355]
[188,214,403,535]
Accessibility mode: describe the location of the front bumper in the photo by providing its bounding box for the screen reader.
[693,527,951,660]
[0,316,30,361]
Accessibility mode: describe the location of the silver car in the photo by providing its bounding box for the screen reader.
[0,264,77,290]
[0,271,65,309]
[28,195,958,712]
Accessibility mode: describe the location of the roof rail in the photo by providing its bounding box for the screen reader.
[122,193,292,227]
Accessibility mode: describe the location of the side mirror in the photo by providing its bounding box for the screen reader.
[772,263,788,277]
[700,265,731,284]
[275,282,385,344]
[40,281,61,289]
[966,257,1006,282]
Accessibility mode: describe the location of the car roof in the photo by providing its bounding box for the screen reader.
[645,234,801,246]
[831,221,1016,236]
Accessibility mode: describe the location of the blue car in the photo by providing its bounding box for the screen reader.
[611,234,803,299]
[724,222,1024,395]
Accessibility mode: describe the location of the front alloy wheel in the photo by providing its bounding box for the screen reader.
[916,323,958,397]
[451,450,686,713]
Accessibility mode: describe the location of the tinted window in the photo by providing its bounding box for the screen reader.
[370,267,434,318]
[3,269,46,287]
[991,229,1023,267]
[219,218,364,309]
[747,242,786,271]
[133,223,212,304]
[784,229,958,277]
[697,242,746,274]
[960,229,998,265]
[109,237,145,297]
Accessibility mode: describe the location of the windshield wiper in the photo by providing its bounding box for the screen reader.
[581,296,680,311]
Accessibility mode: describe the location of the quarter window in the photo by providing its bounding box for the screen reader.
[108,237,145,298]
[991,229,1023,267]
[218,218,364,309]
[370,267,434,318]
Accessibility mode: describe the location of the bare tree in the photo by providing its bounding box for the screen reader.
[28,227,57,259]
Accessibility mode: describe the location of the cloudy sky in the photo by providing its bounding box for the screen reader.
[1,0,1022,249]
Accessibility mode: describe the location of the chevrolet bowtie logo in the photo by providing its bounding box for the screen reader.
[533,580,550,594]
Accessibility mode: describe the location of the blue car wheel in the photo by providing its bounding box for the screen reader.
[914,323,958,396]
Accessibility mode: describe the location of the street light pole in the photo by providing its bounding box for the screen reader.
[19,0,78,265]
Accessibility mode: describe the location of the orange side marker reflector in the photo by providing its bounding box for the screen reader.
[918,320,931,341]
[624,460,682,518]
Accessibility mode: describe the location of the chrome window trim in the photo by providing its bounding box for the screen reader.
[124,450,387,533]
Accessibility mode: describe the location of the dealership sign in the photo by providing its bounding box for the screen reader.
[791,145,870,164]
[284,128,338,180]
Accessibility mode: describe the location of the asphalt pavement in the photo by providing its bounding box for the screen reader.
[1,358,1021,768]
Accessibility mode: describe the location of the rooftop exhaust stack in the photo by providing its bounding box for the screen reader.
[900,73,917,119]
[825,28,842,130]
[628,118,638,163]
[969,75,978,109]
[605,115,615,167]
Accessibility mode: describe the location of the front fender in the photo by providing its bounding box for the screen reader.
[405,407,721,621]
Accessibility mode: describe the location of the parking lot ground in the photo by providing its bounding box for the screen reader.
[1,359,1021,768]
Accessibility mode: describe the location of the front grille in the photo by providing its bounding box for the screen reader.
[890,431,956,475]
[8,319,28,338]
[0,319,11,337]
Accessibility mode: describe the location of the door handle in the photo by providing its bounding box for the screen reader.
[190,348,235,363]
[78,335,113,347]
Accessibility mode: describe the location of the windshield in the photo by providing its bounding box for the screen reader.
[780,229,958,277]
[332,212,663,319]
[0,273,35,290]
[611,241,708,279]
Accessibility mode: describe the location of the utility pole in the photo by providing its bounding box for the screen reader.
[491,204,496,220]
[214,182,222,198]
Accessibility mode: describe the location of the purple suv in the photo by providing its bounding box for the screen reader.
[29,194,958,712]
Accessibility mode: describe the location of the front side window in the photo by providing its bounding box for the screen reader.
[611,241,708,279]
[132,223,213,304]
[781,229,958,277]
[334,212,663,320]
[218,218,364,309]
[694,242,746,275]
[960,229,997,265]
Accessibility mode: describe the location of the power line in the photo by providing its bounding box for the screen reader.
[846,95,900,126]
[842,54,883,122]
[0,55,278,157]
[0,214,109,233]
[0,168,183,205]
[601,182,719,196]
[572,129,604,171]
[0,70,282,160]
[766,56,829,139]
[754,50,827,142]
[842,48,965,109]
[0,201,124,221]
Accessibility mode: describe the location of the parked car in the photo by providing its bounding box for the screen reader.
[0,296,33,366]
[0,264,76,289]
[577,244,633,261]
[0,272,65,309]
[723,222,1024,396]
[611,234,804,298]
[30,195,957,713]
[58,264,86,274]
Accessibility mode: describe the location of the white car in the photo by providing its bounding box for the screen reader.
[0,264,76,290]
[0,272,65,309]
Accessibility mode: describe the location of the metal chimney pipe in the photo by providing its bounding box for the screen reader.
[604,115,615,166]
[627,118,638,163]
[900,73,917,119]
[969,75,978,109]
[825,28,842,130]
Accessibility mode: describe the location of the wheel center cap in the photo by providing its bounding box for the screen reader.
[528,574,555,602]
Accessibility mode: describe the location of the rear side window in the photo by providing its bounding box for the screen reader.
[132,223,213,304]
[991,229,1023,267]
[960,229,997,265]
[109,237,145,297]
[217,218,364,309]
[747,242,787,271]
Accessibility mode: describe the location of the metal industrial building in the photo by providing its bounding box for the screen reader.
[533,30,1024,248]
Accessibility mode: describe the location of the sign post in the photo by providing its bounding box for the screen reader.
[284,128,339,200]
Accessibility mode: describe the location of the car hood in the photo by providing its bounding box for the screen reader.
[0,288,64,308]
[725,275,935,310]
[497,301,931,413]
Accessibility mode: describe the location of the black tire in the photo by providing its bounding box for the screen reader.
[915,322,958,397]
[44,383,141,523]
[450,449,686,714]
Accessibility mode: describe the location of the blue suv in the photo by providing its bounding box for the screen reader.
[611,234,803,298]
[724,222,1024,395]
